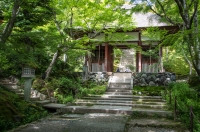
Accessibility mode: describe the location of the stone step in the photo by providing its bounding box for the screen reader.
[75,102,166,109]
[126,118,187,131]
[0,83,19,89]
[9,88,24,93]
[34,100,51,106]
[30,97,40,101]
[82,97,165,102]
[59,105,172,117]
[109,82,131,84]
[76,99,166,105]
[105,92,132,95]
[106,89,132,92]
[87,94,163,99]
[82,96,133,101]
[108,87,131,90]
[109,85,131,89]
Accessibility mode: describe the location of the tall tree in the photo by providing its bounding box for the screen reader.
[131,0,200,79]
[0,0,20,45]
[44,0,134,80]
[0,0,53,76]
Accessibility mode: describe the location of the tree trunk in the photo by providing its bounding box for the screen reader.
[193,4,200,78]
[183,53,193,75]
[0,0,20,45]
[45,50,61,80]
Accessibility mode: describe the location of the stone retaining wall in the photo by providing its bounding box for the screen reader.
[87,72,109,83]
[133,72,176,86]
[86,72,176,87]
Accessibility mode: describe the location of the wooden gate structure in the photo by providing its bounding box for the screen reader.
[85,26,178,73]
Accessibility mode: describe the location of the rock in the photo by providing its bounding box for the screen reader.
[164,79,172,86]
[155,78,160,82]
[147,75,156,82]
[139,78,147,86]
[160,76,166,84]
[141,74,147,78]
[149,81,156,86]
[171,75,176,81]
[140,78,146,84]
[140,83,147,86]
[50,97,57,103]
[133,72,176,86]
[40,94,47,100]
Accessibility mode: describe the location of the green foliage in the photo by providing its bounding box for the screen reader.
[133,86,165,96]
[188,76,200,87]
[131,0,200,79]
[80,84,106,97]
[126,64,135,71]
[56,94,73,104]
[0,86,48,132]
[32,78,45,91]
[163,48,192,76]
[166,82,200,131]
[33,75,107,104]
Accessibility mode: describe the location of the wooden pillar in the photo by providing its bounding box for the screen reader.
[105,43,108,72]
[109,45,114,72]
[136,31,142,72]
[159,46,164,72]
[105,43,113,72]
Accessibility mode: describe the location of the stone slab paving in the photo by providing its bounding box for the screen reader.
[35,100,51,105]
[12,113,128,132]
[75,101,166,109]
[127,118,183,127]
[127,126,186,132]
[61,105,133,115]
[43,103,66,109]
[126,118,189,132]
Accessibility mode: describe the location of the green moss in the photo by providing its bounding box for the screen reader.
[133,86,165,96]
[0,86,48,131]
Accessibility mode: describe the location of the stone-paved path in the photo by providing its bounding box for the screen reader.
[10,113,188,132]
[11,113,128,132]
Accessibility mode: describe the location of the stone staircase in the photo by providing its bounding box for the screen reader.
[0,77,40,101]
[0,78,24,97]
[42,73,172,117]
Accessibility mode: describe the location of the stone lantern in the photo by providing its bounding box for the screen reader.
[21,67,35,101]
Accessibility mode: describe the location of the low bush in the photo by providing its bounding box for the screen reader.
[79,85,106,97]
[166,82,200,131]
[0,86,48,132]
[56,94,74,104]
[32,76,107,104]
[133,86,165,96]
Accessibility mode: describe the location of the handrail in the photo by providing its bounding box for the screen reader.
[172,94,200,132]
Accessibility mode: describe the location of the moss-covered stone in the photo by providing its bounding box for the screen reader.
[0,86,48,131]
[133,86,165,96]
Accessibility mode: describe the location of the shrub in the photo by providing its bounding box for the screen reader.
[0,87,48,132]
[166,82,200,131]
[132,86,165,96]
[56,94,74,104]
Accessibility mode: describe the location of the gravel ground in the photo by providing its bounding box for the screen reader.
[12,113,128,132]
